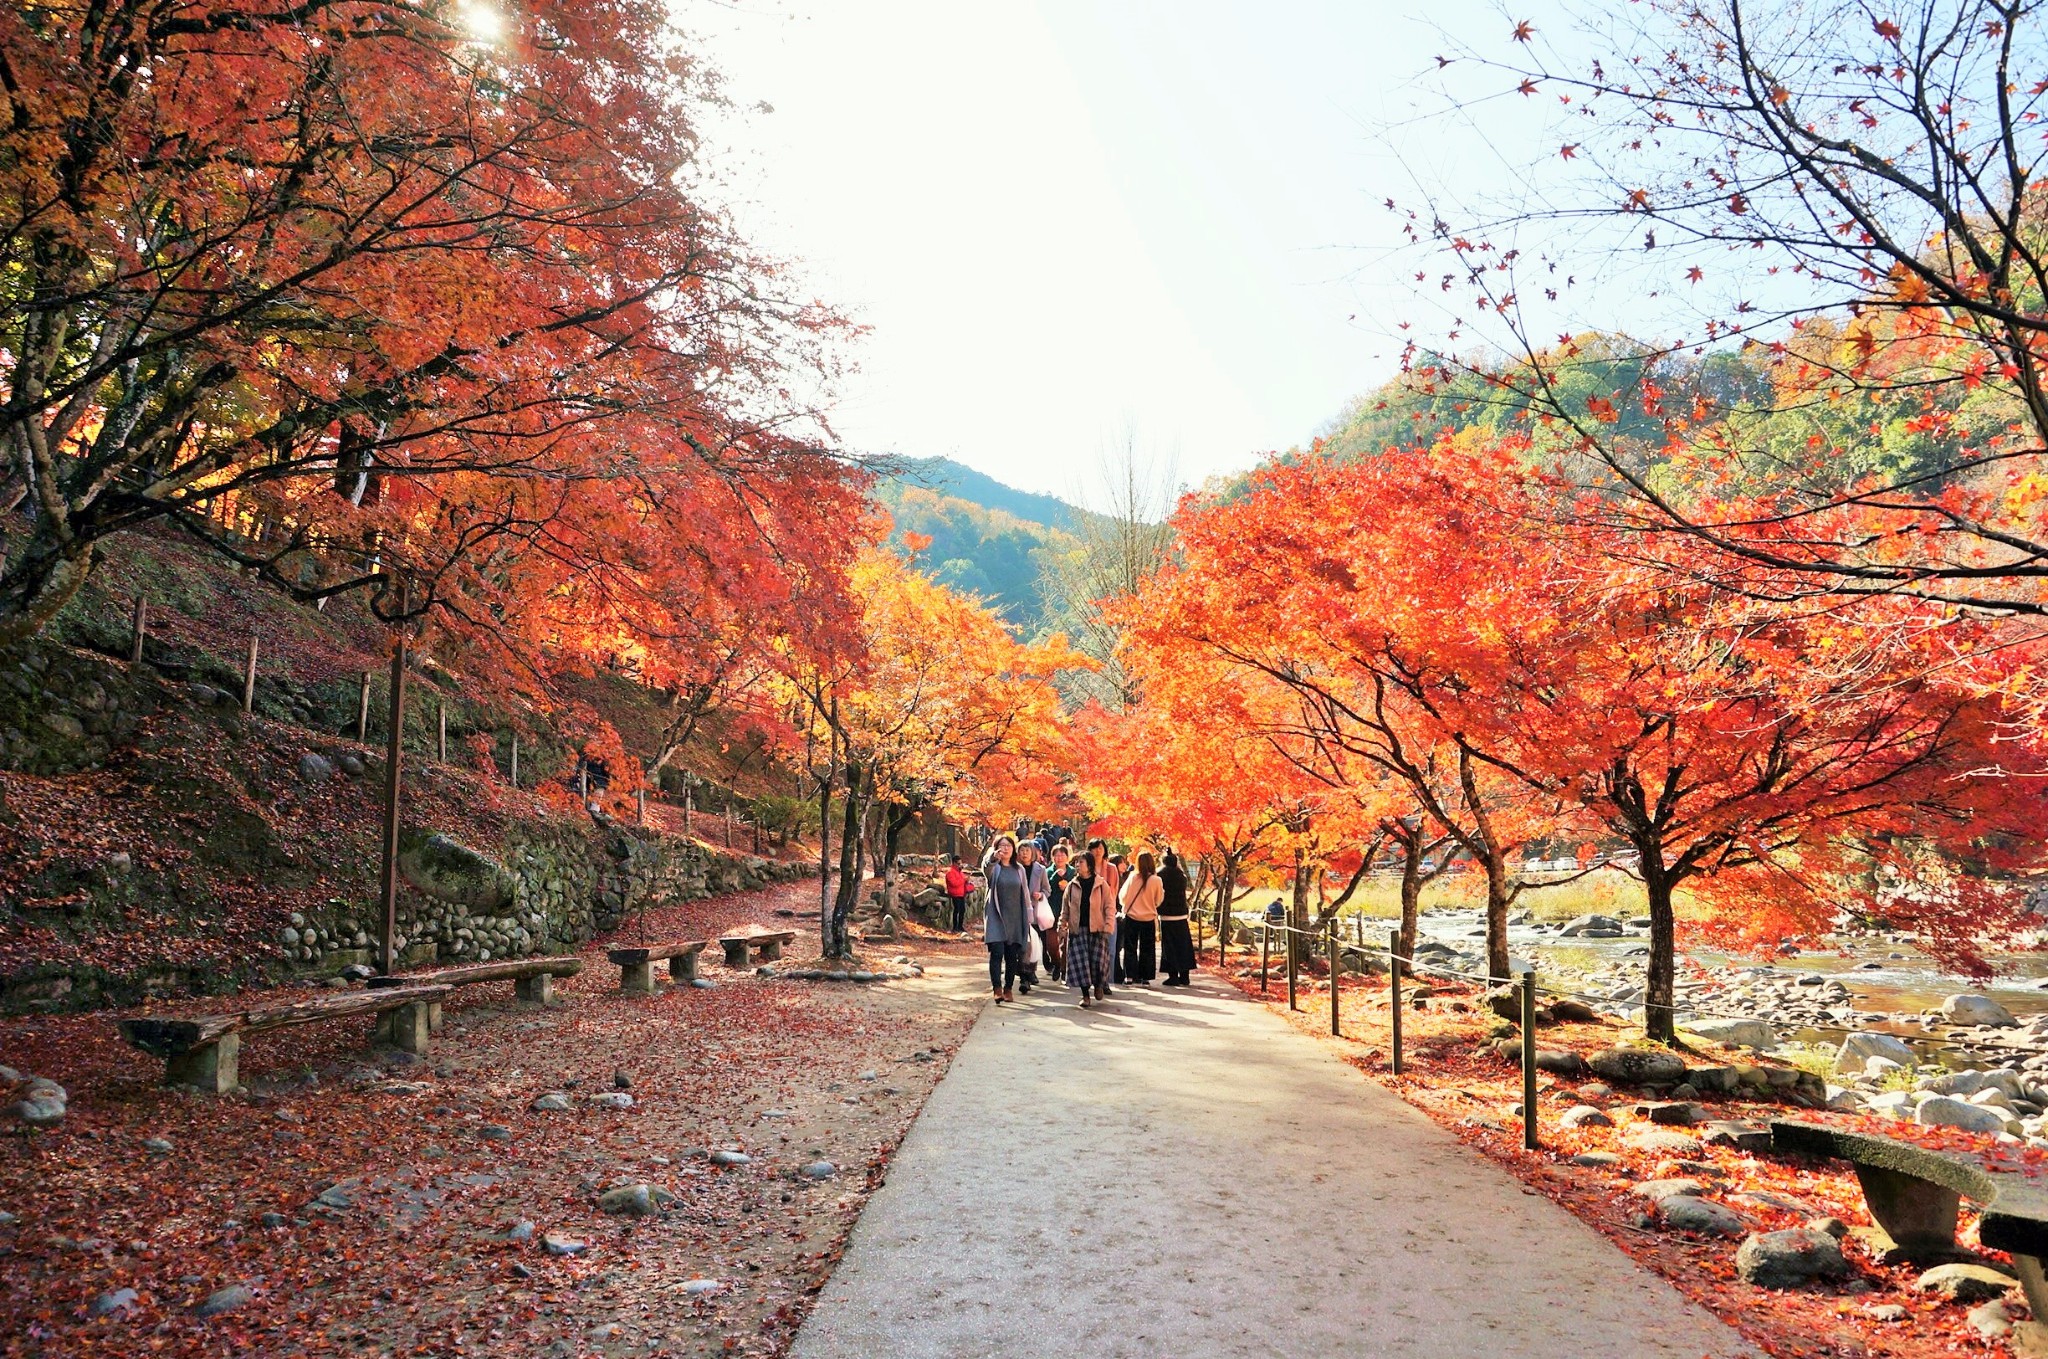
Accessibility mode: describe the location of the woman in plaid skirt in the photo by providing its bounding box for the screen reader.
[1061,842,1119,1007]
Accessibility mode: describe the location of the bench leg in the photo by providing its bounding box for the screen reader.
[167,1033,239,1094]
[515,973,556,1006]
[669,954,698,984]
[379,1001,433,1055]
[620,960,657,996]
[1852,1163,1962,1260]
[721,942,747,968]
[2012,1254,2048,1324]
[760,939,784,962]
[428,1001,443,1034]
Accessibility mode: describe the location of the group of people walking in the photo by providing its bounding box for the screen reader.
[968,834,1198,1008]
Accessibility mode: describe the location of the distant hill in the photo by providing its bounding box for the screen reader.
[886,457,1100,534]
[871,458,1083,635]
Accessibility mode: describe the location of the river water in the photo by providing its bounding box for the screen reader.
[1398,908,2048,1028]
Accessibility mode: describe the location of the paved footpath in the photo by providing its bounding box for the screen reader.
[791,965,1760,1359]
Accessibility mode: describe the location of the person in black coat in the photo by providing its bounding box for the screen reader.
[1157,850,1196,986]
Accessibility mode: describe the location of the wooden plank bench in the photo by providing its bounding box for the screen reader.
[719,927,795,969]
[1772,1119,2048,1317]
[607,941,708,996]
[366,955,583,1024]
[116,984,452,1094]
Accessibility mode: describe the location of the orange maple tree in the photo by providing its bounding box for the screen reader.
[1127,435,2048,1038]
[0,0,867,700]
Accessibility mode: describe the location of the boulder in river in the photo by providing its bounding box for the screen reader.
[1680,1017,1778,1051]
[1835,1030,1915,1073]
[1914,1095,2009,1134]
[1560,914,1624,938]
[1940,994,2018,1027]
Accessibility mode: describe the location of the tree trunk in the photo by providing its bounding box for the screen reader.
[1289,844,1312,965]
[1643,855,1677,1043]
[1458,745,1513,984]
[1481,853,1511,984]
[826,761,863,959]
[882,802,917,916]
[1397,837,1425,979]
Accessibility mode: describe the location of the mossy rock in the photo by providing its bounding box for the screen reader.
[398,831,517,911]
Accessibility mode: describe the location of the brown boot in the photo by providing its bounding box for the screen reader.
[1001,987,1014,1002]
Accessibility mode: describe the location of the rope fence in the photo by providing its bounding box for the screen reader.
[1188,909,2048,1151]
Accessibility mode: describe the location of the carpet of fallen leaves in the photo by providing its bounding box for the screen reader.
[0,879,987,1358]
[1222,957,2033,1359]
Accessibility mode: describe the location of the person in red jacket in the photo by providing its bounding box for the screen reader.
[944,857,970,935]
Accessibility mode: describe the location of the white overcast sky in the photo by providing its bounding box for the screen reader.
[683,0,1557,501]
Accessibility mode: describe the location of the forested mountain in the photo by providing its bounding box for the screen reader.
[872,458,1084,634]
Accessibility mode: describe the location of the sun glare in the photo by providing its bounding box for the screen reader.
[457,0,505,45]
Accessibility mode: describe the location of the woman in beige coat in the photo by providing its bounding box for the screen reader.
[1117,850,1163,986]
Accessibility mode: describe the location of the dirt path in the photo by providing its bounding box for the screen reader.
[789,970,1762,1359]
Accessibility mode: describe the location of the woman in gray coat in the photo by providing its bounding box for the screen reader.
[982,835,1031,1003]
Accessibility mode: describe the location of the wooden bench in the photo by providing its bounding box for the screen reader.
[1773,1119,2048,1317]
[116,984,452,1094]
[607,941,708,995]
[719,927,795,969]
[366,955,583,1024]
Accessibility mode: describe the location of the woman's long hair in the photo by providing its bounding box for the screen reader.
[1136,851,1156,883]
[1161,851,1186,887]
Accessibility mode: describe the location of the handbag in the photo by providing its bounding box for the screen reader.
[1025,928,1043,967]
[1032,897,1054,931]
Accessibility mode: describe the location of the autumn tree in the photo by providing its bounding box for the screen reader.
[791,547,1078,959]
[1166,437,2048,1039]
[1405,1,2048,619]
[0,0,862,664]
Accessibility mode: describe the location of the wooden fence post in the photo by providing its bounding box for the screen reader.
[1521,968,1540,1150]
[241,633,260,713]
[1259,923,1270,994]
[129,594,148,665]
[683,787,693,838]
[1389,928,1404,1075]
[509,734,519,788]
[1286,925,1298,1012]
[357,671,372,741]
[1328,918,1340,1035]
[378,637,408,975]
[437,703,447,762]
[636,788,647,826]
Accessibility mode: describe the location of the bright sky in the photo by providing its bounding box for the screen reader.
[688,0,1548,503]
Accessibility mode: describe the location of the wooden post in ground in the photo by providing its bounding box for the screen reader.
[357,672,372,741]
[1286,926,1298,1011]
[241,633,260,713]
[578,765,588,805]
[1389,928,1404,1075]
[509,735,519,788]
[1520,968,1540,1150]
[636,788,647,826]
[1259,923,1270,994]
[129,594,148,664]
[437,703,447,761]
[684,786,694,838]
[378,637,408,975]
[1328,919,1340,1035]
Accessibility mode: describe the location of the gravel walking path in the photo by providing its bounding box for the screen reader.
[790,968,1760,1359]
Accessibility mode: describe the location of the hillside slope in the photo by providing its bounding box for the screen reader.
[0,530,816,1013]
